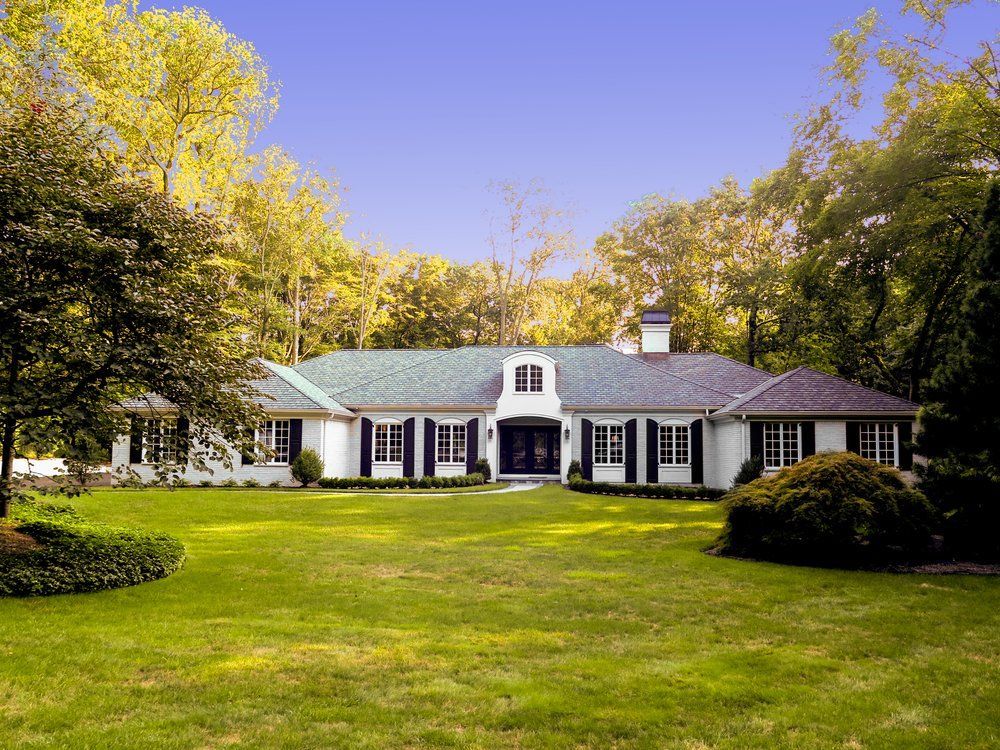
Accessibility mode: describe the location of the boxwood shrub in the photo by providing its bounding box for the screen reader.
[1,499,185,597]
[568,477,725,501]
[317,473,486,490]
[717,451,937,563]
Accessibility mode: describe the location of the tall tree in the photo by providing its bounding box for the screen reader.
[915,182,1000,554]
[487,180,573,345]
[0,104,263,517]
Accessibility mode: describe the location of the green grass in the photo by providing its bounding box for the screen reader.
[0,486,996,749]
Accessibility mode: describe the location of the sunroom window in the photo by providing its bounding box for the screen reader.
[763,422,799,469]
[142,418,178,464]
[436,423,466,464]
[374,422,403,463]
[659,423,689,465]
[594,423,624,465]
[514,363,543,393]
[860,422,896,466]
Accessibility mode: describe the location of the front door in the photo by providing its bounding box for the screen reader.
[499,425,560,474]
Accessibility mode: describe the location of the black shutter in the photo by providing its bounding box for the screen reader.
[241,427,255,466]
[176,416,190,466]
[466,418,479,474]
[129,417,144,464]
[360,418,373,476]
[646,419,659,483]
[581,418,593,481]
[846,422,860,455]
[625,419,637,483]
[801,421,815,459]
[898,421,913,470]
[423,418,436,477]
[750,421,764,461]
[403,418,416,477]
[289,419,303,463]
[690,418,704,484]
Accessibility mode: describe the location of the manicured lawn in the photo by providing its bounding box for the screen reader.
[0,487,996,749]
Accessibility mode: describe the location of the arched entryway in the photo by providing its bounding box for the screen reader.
[496,416,562,477]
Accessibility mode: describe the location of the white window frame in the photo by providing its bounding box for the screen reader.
[859,422,898,466]
[658,422,690,466]
[593,422,625,466]
[514,363,543,393]
[436,421,466,465]
[257,419,291,465]
[142,418,178,465]
[763,422,801,470]
[373,421,403,464]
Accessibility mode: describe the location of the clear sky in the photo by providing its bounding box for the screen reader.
[144,0,994,265]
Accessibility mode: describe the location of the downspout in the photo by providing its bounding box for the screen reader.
[741,414,747,459]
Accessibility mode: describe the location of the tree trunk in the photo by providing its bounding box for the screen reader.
[291,275,301,365]
[747,302,758,368]
[0,415,16,519]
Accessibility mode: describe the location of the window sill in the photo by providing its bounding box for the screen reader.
[373,462,403,466]
[659,464,691,468]
[593,463,626,468]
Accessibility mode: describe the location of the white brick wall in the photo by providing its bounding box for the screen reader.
[706,418,747,490]
[815,420,846,453]
[113,417,329,486]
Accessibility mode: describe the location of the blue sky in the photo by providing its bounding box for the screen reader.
[145,1,993,265]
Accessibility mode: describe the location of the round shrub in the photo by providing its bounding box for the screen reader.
[717,452,937,563]
[291,448,324,487]
[474,458,491,481]
[1,500,185,597]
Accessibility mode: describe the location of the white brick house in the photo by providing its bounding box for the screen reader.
[113,311,919,488]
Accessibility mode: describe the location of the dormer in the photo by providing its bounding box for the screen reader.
[494,350,563,422]
[501,350,556,397]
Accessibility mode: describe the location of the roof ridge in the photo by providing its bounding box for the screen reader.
[718,367,802,411]
[329,347,461,399]
[790,365,919,407]
[258,359,346,411]
[606,346,734,401]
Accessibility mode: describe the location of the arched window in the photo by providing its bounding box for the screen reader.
[436,419,467,464]
[658,420,690,466]
[593,420,624,465]
[514,363,543,393]
[373,419,403,463]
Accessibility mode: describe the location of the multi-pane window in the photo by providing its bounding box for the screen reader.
[374,422,403,463]
[258,419,290,464]
[142,418,178,464]
[514,363,543,393]
[436,423,466,464]
[594,423,624,465]
[659,423,689,465]
[860,422,896,466]
[763,422,799,469]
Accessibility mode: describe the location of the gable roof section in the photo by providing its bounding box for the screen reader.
[711,366,919,417]
[292,349,445,396]
[119,359,351,415]
[630,352,773,397]
[328,345,733,408]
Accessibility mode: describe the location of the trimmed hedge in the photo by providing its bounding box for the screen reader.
[1,500,185,597]
[717,451,937,563]
[317,473,486,490]
[568,477,725,501]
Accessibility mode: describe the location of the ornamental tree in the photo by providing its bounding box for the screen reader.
[0,103,264,517]
[915,182,1000,554]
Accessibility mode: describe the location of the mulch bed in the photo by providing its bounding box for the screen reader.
[705,546,1000,576]
[0,525,43,554]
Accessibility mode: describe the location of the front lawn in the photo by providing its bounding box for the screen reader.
[0,486,996,748]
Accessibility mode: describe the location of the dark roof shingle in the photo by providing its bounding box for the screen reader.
[629,352,772,397]
[712,366,919,416]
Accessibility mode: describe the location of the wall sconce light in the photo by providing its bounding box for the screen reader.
[564,427,571,441]
[487,426,494,440]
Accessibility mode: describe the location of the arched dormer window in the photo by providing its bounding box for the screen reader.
[514,363,543,393]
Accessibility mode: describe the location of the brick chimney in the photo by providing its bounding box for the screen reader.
[640,309,672,353]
